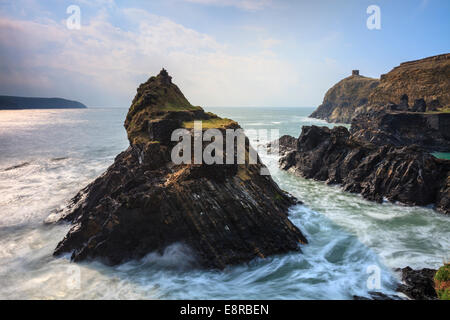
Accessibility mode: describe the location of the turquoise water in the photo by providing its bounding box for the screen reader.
[432,152,450,160]
[0,107,448,299]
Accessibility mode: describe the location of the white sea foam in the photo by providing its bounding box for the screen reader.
[0,107,448,299]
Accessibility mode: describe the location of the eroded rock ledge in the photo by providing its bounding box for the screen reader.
[350,100,450,152]
[51,69,307,268]
[279,125,450,214]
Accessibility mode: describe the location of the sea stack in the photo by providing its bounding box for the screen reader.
[52,69,307,269]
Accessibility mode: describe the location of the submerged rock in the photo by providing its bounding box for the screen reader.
[52,69,307,268]
[279,125,450,214]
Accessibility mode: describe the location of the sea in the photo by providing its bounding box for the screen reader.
[0,106,448,299]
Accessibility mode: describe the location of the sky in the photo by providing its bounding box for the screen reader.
[0,0,449,107]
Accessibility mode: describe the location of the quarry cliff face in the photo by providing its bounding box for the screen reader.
[310,72,380,123]
[368,53,450,110]
[51,69,307,269]
[310,53,450,124]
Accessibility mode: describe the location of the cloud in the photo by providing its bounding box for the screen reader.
[0,6,299,107]
[183,0,272,11]
[260,37,281,49]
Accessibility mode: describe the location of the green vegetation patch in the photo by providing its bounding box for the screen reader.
[182,117,237,129]
[435,264,450,282]
[435,264,450,300]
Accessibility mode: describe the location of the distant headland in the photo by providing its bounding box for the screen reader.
[0,95,87,110]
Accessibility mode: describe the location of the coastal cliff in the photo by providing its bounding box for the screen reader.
[0,95,87,110]
[310,53,450,124]
[310,71,379,123]
[368,53,450,110]
[51,69,307,268]
[279,126,450,214]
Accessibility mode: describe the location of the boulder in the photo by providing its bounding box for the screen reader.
[267,135,298,156]
[397,94,410,111]
[427,99,441,112]
[412,98,427,112]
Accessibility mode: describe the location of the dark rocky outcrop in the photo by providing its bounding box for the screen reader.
[310,72,379,123]
[0,95,87,109]
[396,267,438,300]
[267,135,298,156]
[51,69,307,269]
[353,292,403,300]
[351,106,450,152]
[355,266,446,300]
[279,125,450,214]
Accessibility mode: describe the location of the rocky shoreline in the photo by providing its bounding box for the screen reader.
[287,54,450,213]
[396,267,438,300]
[350,99,450,153]
[278,125,450,214]
[353,267,440,300]
[51,70,307,269]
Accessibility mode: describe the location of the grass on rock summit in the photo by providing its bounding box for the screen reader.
[124,69,237,145]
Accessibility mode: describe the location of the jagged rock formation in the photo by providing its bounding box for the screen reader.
[351,107,450,152]
[368,53,450,110]
[0,95,87,110]
[278,126,450,214]
[51,69,307,268]
[397,267,438,300]
[267,135,298,156]
[310,72,379,123]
